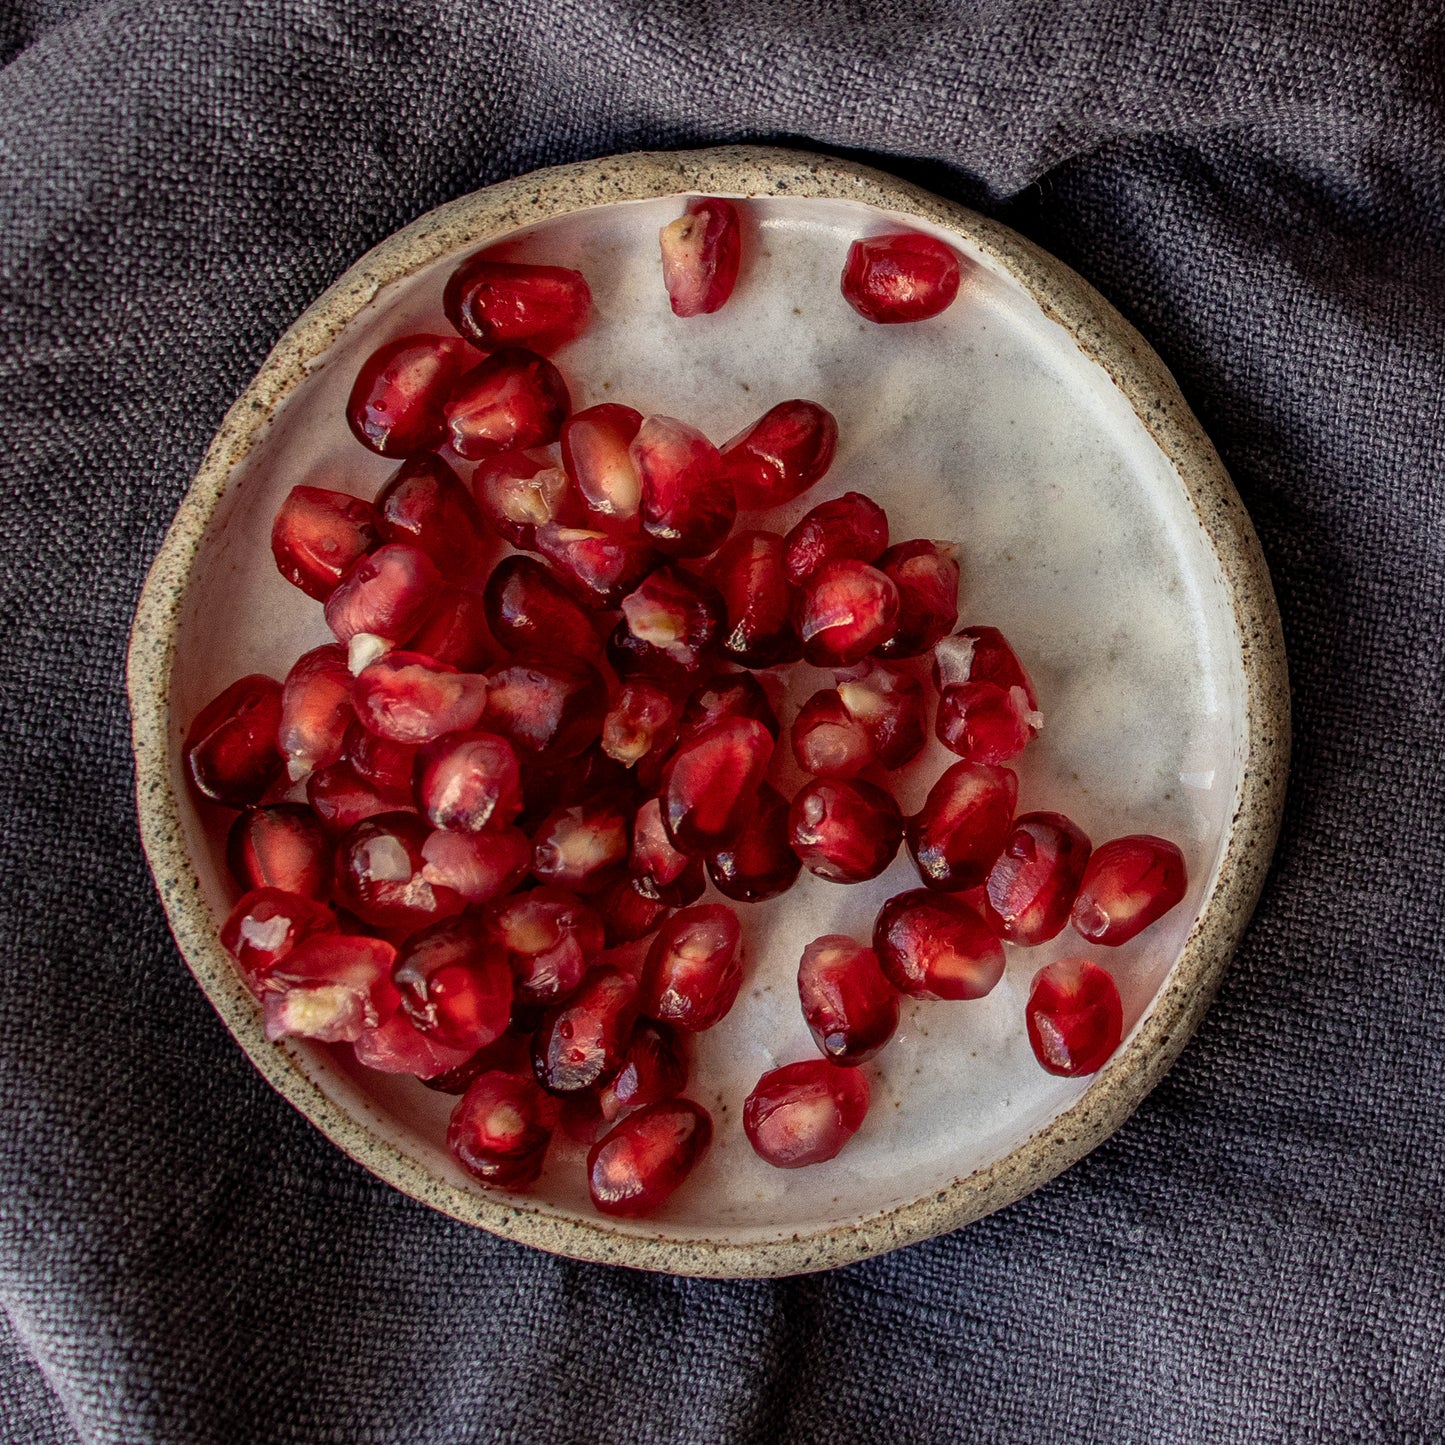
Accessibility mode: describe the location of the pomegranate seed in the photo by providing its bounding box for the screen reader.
[184,674,286,808]
[352,651,488,745]
[841,232,962,324]
[393,916,513,1051]
[448,1070,561,1188]
[788,779,902,883]
[277,644,354,780]
[875,540,960,658]
[354,1010,478,1077]
[519,745,638,829]
[706,782,801,903]
[561,403,643,531]
[934,627,1042,763]
[483,655,607,760]
[332,811,462,930]
[344,720,417,801]
[471,450,571,550]
[306,760,405,836]
[220,888,337,995]
[482,554,601,660]
[632,415,735,557]
[601,680,681,773]
[264,933,399,1043]
[587,1099,712,1216]
[445,348,571,460]
[420,825,531,905]
[615,566,724,678]
[790,689,870,779]
[873,889,1005,1000]
[677,672,779,745]
[486,886,604,1004]
[227,803,331,900]
[533,524,661,608]
[835,661,926,769]
[415,729,522,832]
[639,904,743,1032]
[1026,958,1124,1076]
[444,257,592,352]
[599,1020,688,1121]
[742,1060,869,1168]
[709,529,801,669]
[629,798,702,905]
[783,492,889,586]
[906,761,1018,892]
[661,716,774,852]
[531,965,639,1092]
[595,876,672,947]
[270,486,378,601]
[324,542,443,646]
[346,333,474,456]
[797,559,900,667]
[797,936,899,1065]
[532,795,631,894]
[402,586,495,673]
[721,399,838,509]
[1071,835,1188,945]
[421,1032,533,1096]
[985,812,1093,945]
[659,197,741,317]
[375,453,486,579]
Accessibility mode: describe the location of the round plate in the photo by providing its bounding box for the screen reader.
[127,146,1289,1277]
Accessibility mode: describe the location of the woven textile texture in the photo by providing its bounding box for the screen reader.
[3,1,1444,1440]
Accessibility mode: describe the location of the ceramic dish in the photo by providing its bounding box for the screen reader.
[127,146,1289,1277]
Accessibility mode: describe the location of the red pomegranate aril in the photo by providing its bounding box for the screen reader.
[393,916,513,1052]
[354,1009,477,1078]
[789,779,902,884]
[346,333,474,457]
[706,782,801,903]
[416,729,522,832]
[790,690,870,779]
[873,889,1005,1000]
[264,931,400,1037]
[533,524,661,609]
[721,399,838,510]
[601,680,681,773]
[227,803,331,900]
[487,886,604,1005]
[783,492,890,586]
[444,257,592,353]
[448,1069,561,1187]
[659,197,741,317]
[797,936,899,1065]
[661,716,774,852]
[333,811,462,930]
[617,565,724,676]
[471,451,571,550]
[220,888,337,995]
[270,486,378,601]
[484,655,607,760]
[277,644,354,781]
[420,825,531,905]
[985,811,1093,945]
[835,661,927,770]
[344,720,417,801]
[841,232,962,324]
[639,904,743,1032]
[934,627,1042,764]
[324,542,443,647]
[797,559,900,667]
[677,672,779,745]
[743,1060,869,1168]
[907,761,1018,892]
[875,540,961,658]
[588,1099,712,1216]
[599,1020,688,1121]
[1026,957,1124,1076]
[596,876,672,947]
[184,674,285,807]
[561,403,643,531]
[375,453,487,579]
[632,415,736,557]
[445,348,571,460]
[710,529,801,669]
[422,1031,533,1096]
[306,761,404,836]
[628,798,700,904]
[532,796,631,894]
[352,651,488,745]
[531,965,639,1093]
[483,554,601,660]
[1071,835,1188,945]
[519,745,638,829]
[402,586,494,673]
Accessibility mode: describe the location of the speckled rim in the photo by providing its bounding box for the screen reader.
[127,146,1289,1278]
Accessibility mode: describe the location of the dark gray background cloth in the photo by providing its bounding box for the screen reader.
[2,1,1442,1440]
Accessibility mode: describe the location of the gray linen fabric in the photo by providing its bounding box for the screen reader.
[2,1,1443,1440]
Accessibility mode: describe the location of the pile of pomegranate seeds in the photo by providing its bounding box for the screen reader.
[187,198,1191,1219]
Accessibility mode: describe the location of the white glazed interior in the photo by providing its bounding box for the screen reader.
[167,194,1245,1243]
